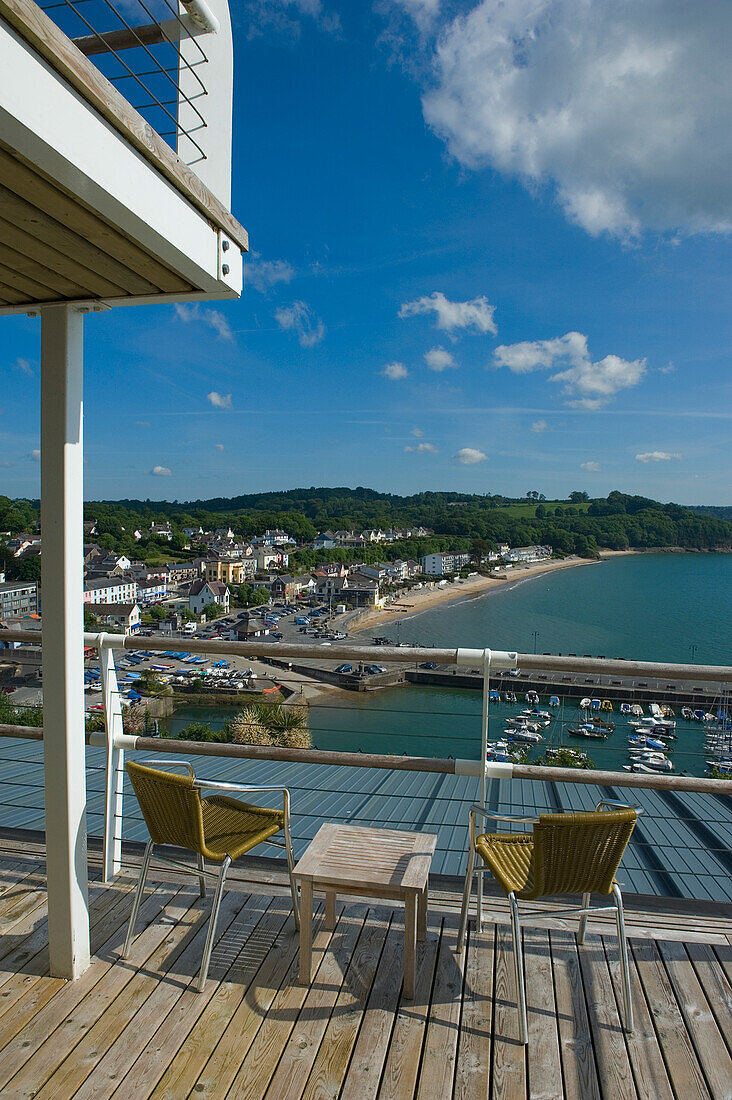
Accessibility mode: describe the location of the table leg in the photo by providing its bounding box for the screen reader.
[404,893,417,999]
[325,890,336,930]
[417,886,427,942]
[298,878,313,985]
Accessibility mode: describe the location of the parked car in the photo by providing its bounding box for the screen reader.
[335,664,352,674]
[420,662,438,669]
[364,664,387,674]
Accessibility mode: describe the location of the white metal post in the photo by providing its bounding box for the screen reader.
[477,648,492,929]
[98,638,124,882]
[40,304,90,979]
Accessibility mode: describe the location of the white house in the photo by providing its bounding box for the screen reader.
[505,545,552,564]
[189,579,230,615]
[83,577,138,604]
[420,552,471,576]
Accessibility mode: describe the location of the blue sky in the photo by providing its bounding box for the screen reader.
[2,0,731,503]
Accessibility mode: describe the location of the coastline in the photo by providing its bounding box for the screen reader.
[347,550,637,636]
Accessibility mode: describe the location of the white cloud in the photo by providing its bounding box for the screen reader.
[493,331,646,407]
[275,300,325,347]
[30,449,40,462]
[215,443,225,451]
[246,254,295,293]
[404,442,439,453]
[411,426,424,437]
[581,461,601,472]
[635,451,681,463]
[151,465,172,477]
[659,361,676,374]
[381,361,409,380]
[531,419,549,433]
[417,0,732,238]
[245,0,340,40]
[424,346,458,372]
[395,0,440,33]
[135,421,151,428]
[174,303,233,342]
[207,392,233,410]
[399,291,497,335]
[453,447,487,465]
[15,358,34,376]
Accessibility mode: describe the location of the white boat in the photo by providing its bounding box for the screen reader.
[526,691,539,705]
[625,751,674,773]
[620,703,631,715]
[649,703,664,719]
[508,729,544,744]
[630,704,644,717]
[580,698,592,709]
[486,740,514,762]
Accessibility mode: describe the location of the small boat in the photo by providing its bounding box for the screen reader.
[649,703,664,719]
[590,716,614,730]
[601,699,613,712]
[707,760,732,775]
[508,729,544,744]
[505,691,517,703]
[580,697,592,710]
[682,707,694,720]
[661,705,675,719]
[489,690,501,702]
[630,704,644,717]
[486,740,514,762]
[624,758,674,774]
[620,703,632,715]
[693,710,706,722]
[549,696,560,708]
[591,699,601,710]
[568,727,608,740]
[628,735,668,751]
[526,691,539,705]
[626,751,674,772]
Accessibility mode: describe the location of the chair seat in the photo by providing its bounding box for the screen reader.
[475,832,534,896]
[201,794,284,861]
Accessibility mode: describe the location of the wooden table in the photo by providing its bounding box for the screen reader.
[294,823,437,998]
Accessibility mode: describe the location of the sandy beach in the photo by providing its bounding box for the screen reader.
[347,551,635,636]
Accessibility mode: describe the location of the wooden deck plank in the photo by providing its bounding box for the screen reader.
[491,923,528,1099]
[655,937,732,1098]
[376,910,441,1100]
[0,850,725,1100]
[0,883,188,1096]
[111,894,289,1100]
[524,928,563,1100]
[601,934,674,1100]
[269,904,391,1100]
[39,889,250,1100]
[223,903,358,1100]
[576,933,637,1099]
[630,937,712,1099]
[550,929,601,1100]
[338,909,409,1100]
[452,925,494,1100]
[415,914,465,1100]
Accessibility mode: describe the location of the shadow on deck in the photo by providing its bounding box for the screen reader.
[0,835,729,1099]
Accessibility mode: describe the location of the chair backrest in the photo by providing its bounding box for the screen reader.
[521,808,637,898]
[126,761,205,853]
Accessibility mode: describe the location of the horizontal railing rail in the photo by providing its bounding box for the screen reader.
[1,628,729,898]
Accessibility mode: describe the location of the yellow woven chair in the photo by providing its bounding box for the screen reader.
[457,798,639,1043]
[122,759,299,991]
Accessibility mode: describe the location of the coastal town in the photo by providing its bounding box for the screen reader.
[0,517,552,636]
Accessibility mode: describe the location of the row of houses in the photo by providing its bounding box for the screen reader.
[419,545,552,575]
[312,527,432,550]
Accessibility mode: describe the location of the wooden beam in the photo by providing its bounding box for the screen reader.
[0,145,192,294]
[0,0,249,253]
[72,21,170,57]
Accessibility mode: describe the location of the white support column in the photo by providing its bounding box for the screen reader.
[40,304,90,979]
[98,638,124,882]
[477,648,492,930]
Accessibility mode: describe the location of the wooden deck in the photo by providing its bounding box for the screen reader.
[0,838,729,1099]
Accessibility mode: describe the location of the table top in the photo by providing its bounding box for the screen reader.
[293,823,437,893]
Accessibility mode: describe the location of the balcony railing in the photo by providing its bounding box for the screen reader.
[0,628,730,906]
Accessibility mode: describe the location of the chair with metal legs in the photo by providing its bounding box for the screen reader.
[122,759,300,992]
[457,798,640,1044]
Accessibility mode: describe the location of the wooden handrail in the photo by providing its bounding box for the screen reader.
[1,724,730,795]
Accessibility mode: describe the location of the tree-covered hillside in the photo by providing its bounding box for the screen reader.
[0,489,731,570]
